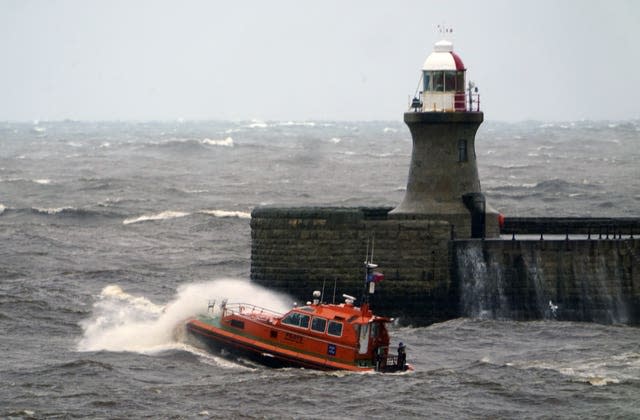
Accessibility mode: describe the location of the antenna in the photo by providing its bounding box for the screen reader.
[320,279,326,303]
[365,238,370,264]
[332,277,337,304]
[370,235,375,263]
[436,24,454,41]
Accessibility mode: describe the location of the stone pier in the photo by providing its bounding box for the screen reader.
[251,207,456,324]
[251,209,640,325]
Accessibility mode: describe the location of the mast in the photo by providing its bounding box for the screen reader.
[361,237,380,316]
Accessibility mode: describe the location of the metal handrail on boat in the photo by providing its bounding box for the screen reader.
[221,302,283,319]
[385,355,398,366]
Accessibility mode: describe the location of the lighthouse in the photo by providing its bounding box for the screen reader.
[391,38,500,238]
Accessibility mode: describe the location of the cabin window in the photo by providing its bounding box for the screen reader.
[327,321,343,337]
[311,317,327,333]
[371,322,380,338]
[458,139,468,162]
[230,319,245,329]
[282,312,310,329]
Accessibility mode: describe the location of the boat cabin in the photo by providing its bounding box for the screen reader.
[276,300,391,360]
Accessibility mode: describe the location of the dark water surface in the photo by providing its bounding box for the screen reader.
[1,120,639,418]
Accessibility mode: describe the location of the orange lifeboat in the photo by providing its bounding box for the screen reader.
[186,262,412,372]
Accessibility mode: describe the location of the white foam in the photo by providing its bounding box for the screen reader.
[123,210,190,225]
[329,137,341,144]
[183,189,209,194]
[34,206,74,215]
[33,179,52,185]
[202,137,234,147]
[509,352,640,386]
[247,120,268,129]
[199,209,251,219]
[277,121,316,127]
[0,203,5,215]
[77,279,293,354]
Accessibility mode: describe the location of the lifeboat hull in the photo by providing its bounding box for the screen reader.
[186,317,371,371]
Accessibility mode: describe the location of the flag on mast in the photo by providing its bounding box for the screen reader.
[367,272,384,283]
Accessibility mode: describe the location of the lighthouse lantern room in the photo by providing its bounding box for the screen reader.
[393,34,499,238]
[418,39,473,112]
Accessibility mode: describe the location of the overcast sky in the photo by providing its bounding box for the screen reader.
[1,0,638,122]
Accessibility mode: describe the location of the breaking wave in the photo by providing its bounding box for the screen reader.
[245,120,317,129]
[77,280,292,353]
[31,206,78,215]
[0,177,53,185]
[506,351,640,386]
[202,137,234,147]
[28,206,117,219]
[198,209,251,219]
[123,209,251,224]
[487,179,601,194]
[141,137,235,151]
[123,210,190,225]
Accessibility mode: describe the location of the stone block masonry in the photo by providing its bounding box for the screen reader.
[251,208,640,326]
[251,207,456,325]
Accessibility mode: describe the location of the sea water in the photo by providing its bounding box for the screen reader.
[0,120,639,418]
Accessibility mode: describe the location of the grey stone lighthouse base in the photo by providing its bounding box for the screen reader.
[390,111,500,238]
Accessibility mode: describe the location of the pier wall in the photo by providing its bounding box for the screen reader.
[250,207,640,325]
[453,238,640,324]
[250,207,456,324]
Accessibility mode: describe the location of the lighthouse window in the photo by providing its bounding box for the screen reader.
[423,72,431,92]
[430,71,444,92]
[327,321,343,337]
[458,139,468,162]
[456,71,465,92]
[445,71,457,91]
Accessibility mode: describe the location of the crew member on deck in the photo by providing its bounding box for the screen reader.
[397,342,407,371]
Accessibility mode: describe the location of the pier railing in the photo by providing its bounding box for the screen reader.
[501,217,640,240]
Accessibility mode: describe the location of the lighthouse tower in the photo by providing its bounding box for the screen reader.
[391,38,500,238]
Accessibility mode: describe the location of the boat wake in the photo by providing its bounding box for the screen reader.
[77,279,292,356]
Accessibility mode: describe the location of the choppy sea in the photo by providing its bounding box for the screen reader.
[1,119,639,418]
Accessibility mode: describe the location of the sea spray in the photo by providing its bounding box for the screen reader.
[77,279,293,353]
